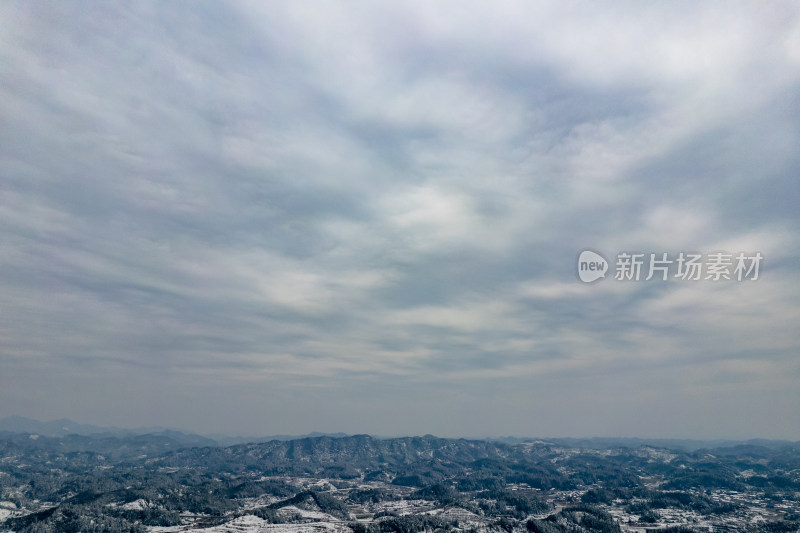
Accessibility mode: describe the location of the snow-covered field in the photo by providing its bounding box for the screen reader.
[148,515,352,533]
[0,501,19,522]
[370,499,432,515]
[278,505,341,522]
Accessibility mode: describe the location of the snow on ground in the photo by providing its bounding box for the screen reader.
[238,495,283,510]
[148,515,352,533]
[371,499,433,515]
[309,481,338,492]
[0,500,24,523]
[278,505,341,521]
[424,506,484,523]
[121,498,150,511]
[635,448,678,463]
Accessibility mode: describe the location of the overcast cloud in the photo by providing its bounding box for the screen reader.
[1,1,799,439]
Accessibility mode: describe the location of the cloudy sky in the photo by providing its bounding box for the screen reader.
[1,1,799,440]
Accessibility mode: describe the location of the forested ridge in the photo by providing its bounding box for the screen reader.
[1,433,799,532]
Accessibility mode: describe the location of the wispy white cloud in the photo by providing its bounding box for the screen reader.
[0,1,798,438]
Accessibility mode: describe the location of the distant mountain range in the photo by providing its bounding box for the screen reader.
[1,416,796,452]
[0,416,350,447]
[503,436,800,452]
[0,415,136,437]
